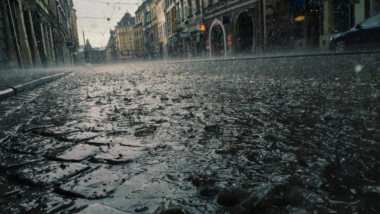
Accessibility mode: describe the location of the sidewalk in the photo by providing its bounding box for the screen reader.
[0,68,67,90]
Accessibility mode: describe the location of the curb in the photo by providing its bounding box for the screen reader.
[0,72,72,102]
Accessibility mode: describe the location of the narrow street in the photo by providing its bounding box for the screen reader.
[1,54,380,213]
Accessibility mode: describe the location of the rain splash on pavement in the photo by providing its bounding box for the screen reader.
[0,54,380,213]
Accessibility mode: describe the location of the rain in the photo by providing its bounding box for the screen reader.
[0,53,380,213]
[1,0,380,213]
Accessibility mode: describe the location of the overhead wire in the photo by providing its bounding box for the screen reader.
[79,0,143,46]
[97,0,122,46]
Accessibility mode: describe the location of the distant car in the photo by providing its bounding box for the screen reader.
[329,13,380,53]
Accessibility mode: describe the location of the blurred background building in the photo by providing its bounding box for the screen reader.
[0,0,80,70]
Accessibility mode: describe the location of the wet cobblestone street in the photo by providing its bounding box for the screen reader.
[1,55,380,213]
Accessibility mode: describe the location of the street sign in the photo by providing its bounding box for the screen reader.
[181,32,187,38]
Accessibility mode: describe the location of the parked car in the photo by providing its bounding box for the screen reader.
[330,13,380,52]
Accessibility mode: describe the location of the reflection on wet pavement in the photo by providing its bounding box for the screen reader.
[0,55,380,213]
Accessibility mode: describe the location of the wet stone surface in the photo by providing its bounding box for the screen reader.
[12,161,91,186]
[47,144,99,162]
[0,56,380,213]
[57,168,125,199]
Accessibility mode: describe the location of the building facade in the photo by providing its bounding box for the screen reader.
[146,0,160,59]
[0,0,79,70]
[203,0,264,58]
[134,5,147,59]
[115,13,136,62]
[107,0,379,61]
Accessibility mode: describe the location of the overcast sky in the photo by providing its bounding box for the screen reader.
[72,0,140,47]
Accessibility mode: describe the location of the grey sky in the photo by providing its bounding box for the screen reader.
[73,0,140,47]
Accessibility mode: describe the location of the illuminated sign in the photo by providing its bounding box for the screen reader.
[295,16,305,22]
[200,24,206,32]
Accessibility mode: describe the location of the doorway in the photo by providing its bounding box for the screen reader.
[209,19,226,58]
[236,11,254,54]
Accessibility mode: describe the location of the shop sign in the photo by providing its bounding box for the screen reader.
[200,24,206,32]
[227,34,232,47]
[295,15,305,22]
[206,39,210,49]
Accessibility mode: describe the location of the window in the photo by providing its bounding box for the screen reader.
[123,42,126,48]
[123,35,125,40]
[360,14,380,27]
[130,42,132,49]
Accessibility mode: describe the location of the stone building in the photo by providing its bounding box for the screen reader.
[134,5,147,60]
[0,0,79,69]
[146,0,161,59]
[203,0,264,58]
[115,13,135,62]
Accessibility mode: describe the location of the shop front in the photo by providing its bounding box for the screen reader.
[204,0,262,58]
[210,22,226,57]
[184,24,206,58]
[189,31,205,57]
